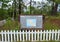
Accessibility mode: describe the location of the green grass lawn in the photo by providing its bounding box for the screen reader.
[17,41,60,42]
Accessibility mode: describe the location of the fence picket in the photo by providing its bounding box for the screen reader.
[1,30,3,42]
[34,30,36,41]
[10,30,13,42]
[5,30,7,42]
[16,30,19,41]
[57,30,60,40]
[37,30,39,41]
[26,30,27,41]
[55,30,57,40]
[49,30,51,40]
[52,30,54,40]
[46,30,48,41]
[14,30,16,42]
[40,30,42,41]
[32,30,33,41]
[23,30,24,41]
[29,30,30,41]
[20,30,22,41]
[43,30,45,41]
[8,30,10,42]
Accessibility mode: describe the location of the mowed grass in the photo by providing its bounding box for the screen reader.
[17,41,60,42]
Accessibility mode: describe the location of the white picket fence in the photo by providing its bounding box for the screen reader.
[0,30,60,42]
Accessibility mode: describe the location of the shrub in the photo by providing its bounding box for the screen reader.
[2,18,20,30]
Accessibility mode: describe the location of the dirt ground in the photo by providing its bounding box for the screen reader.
[50,19,60,26]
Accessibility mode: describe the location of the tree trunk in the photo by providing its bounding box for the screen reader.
[54,3,58,14]
[19,0,22,15]
[30,0,32,14]
[14,0,16,20]
[51,3,58,16]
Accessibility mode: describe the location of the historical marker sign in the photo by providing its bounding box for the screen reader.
[20,15,43,30]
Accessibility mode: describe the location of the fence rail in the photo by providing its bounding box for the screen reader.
[0,30,60,42]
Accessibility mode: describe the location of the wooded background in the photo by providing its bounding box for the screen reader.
[0,0,60,20]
